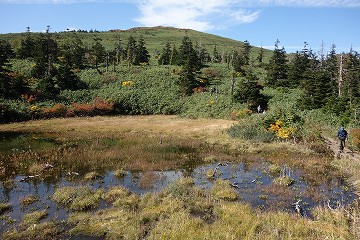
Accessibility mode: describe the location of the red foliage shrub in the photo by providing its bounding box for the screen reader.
[93,98,114,115]
[67,98,114,117]
[350,128,360,150]
[42,104,67,118]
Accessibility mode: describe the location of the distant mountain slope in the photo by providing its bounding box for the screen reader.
[0,26,272,62]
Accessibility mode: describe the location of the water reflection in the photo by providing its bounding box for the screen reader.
[0,160,357,233]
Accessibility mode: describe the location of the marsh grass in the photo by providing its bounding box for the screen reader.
[2,221,59,240]
[0,203,11,214]
[20,210,48,227]
[210,179,239,201]
[52,186,103,211]
[19,195,39,207]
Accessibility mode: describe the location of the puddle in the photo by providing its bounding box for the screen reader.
[0,132,358,236]
[0,161,357,233]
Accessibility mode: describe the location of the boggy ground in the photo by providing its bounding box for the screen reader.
[0,115,360,239]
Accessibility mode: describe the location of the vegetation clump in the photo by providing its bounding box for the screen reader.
[210,179,239,201]
[52,186,103,211]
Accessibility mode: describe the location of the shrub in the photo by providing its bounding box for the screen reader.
[42,103,67,118]
[350,128,360,151]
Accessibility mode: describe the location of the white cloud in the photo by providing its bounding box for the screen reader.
[134,0,261,31]
[239,0,360,7]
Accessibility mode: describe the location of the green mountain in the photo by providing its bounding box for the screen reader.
[0,26,272,62]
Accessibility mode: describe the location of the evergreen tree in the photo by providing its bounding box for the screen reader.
[60,32,86,69]
[177,36,200,96]
[31,27,58,79]
[257,46,264,65]
[158,42,172,65]
[90,35,106,74]
[212,45,220,63]
[178,36,200,71]
[170,44,179,65]
[231,49,246,74]
[300,70,332,109]
[233,70,267,110]
[134,35,150,65]
[114,34,125,65]
[126,36,137,66]
[324,44,338,95]
[0,40,27,98]
[17,27,36,59]
[242,40,252,65]
[266,39,288,87]
[195,42,209,65]
[55,63,85,91]
[342,49,360,109]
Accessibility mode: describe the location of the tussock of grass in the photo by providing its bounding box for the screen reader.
[68,209,142,239]
[58,177,357,240]
[83,171,102,180]
[268,164,281,176]
[273,175,295,187]
[20,209,48,227]
[113,168,127,178]
[0,203,11,214]
[19,195,39,207]
[52,186,103,211]
[210,179,239,201]
[147,209,210,240]
[2,221,59,240]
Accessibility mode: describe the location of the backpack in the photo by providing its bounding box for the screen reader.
[339,130,347,140]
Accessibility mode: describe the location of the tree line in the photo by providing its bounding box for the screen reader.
[1,27,359,124]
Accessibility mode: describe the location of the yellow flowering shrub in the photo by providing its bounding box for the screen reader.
[268,120,295,139]
[122,80,134,86]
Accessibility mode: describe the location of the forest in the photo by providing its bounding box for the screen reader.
[0,26,359,145]
[1,27,360,239]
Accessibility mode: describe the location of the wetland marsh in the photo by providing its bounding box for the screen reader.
[0,116,359,239]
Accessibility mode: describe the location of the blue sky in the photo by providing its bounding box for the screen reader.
[0,0,359,53]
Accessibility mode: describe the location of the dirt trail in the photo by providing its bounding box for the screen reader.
[324,137,360,162]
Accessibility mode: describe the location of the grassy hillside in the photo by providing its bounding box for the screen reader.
[0,26,272,62]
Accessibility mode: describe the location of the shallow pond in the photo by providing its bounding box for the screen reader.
[0,132,358,236]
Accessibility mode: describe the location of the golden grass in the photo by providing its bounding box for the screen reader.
[52,186,103,211]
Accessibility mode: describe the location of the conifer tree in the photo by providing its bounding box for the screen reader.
[17,27,36,59]
[158,42,172,65]
[170,44,179,65]
[266,39,288,87]
[177,36,200,96]
[126,36,137,66]
[91,35,106,74]
[134,35,150,65]
[212,45,220,63]
[242,40,252,65]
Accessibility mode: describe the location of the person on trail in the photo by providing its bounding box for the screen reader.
[337,126,348,152]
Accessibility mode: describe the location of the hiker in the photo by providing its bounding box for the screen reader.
[257,105,261,113]
[337,126,348,152]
